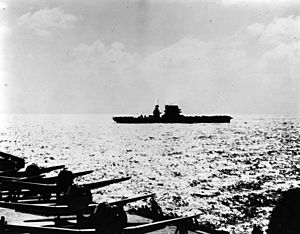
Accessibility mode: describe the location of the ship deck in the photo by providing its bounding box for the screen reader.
[128,214,209,234]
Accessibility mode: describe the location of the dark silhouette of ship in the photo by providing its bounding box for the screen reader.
[113,105,232,123]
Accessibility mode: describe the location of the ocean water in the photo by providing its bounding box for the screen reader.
[0,114,299,233]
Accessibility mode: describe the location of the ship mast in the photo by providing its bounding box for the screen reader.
[153,100,161,119]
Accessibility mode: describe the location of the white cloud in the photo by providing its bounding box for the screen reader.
[111,42,125,50]
[70,14,300,114]
[0,24,11,38]
[71,40,106,57]
[247,15,300,87]
[22,13,297,114]
[0,2,8,9]
[18,7,78,36]
[222,0,300,6]
[70,40,140,72]
[248,15,300,46]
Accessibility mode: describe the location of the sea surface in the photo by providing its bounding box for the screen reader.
[0,114,299,233]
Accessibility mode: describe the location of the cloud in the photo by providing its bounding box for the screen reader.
[137,36,263,113]
[248,15,300,46]
[11,14,298,114]
[247,15,300,86]
[246,16,300,113]
[222,0,300,6]
[70,40,140,71]
[0,24,11,38]
[71,40,106,57]
[0,2,8,9]
[65,14,299,114]
[18,7,78,36]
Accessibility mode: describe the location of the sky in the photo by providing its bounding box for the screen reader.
[0,0,299,115]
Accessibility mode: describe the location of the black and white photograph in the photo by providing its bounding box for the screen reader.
[0,0,299,233]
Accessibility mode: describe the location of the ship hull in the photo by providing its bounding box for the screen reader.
[113,116,232,124]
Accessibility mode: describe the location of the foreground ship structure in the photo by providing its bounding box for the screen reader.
[113,105,232,124]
